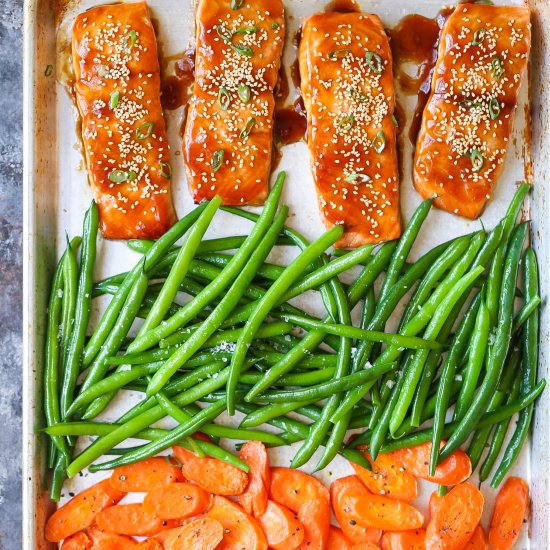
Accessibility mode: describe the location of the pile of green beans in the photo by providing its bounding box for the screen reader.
[41,178,545,490]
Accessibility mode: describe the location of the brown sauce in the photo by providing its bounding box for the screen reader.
[324,0,361,13]
[274,98,307,146]
[161,49,195,111]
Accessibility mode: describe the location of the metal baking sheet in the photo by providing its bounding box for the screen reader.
[23,0,550,547]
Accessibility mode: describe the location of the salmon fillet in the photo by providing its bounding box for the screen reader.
[414,3,531,219]
[299,12,401,248]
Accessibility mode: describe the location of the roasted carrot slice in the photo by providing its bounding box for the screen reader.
[61,531,92,550]
[239,441,271,517]
[257,500,305,550]
[86,527,137,549]
[135,539,163,550]
[389,442,472,485]
[45,479,125,542]
[425,482,484,550]
[428,491,443,519]
[488,476,529,550]
[142,482,211,520]
[331,475,423,534]
[110,457,184,492]
[464,525,488,549]
[327,526,353,550]
[353,449,418,501]
[95,503,179,537]
[207,495,268,550]
[173,445,248,496]
[351,543,381,550]
[270,467,330,550]
[159,518,224,550]
[381,529,426,550]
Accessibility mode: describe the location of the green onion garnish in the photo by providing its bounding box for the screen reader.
[109,169,132,183]
[124,30,137,53]
[328,49,351,60]
[218,87,231,111]
[345,172,372,184]
[159,161,172,179]
[492,56,504,79]
[472,28,486,46]
[365,51,384,75]
[347,88,368,103]
[373,130,386,154]
[127,171,137,181]
[231,0,244,9]
[212,149,224,172]
[231,43,254,57]
[238,83,251,103]
[240,117,256,139]
[459,99,482,109]
[391,114,398,128]
[338,115,355,133]
[109,90,120,109]
[272,22,280,29]
[97,64,109,78]
[136,121,154,140]
[45,64,53,77]
[216,24,233,42]
[234,26,258,35]
[488,98,501,120]
[470,149,484,172]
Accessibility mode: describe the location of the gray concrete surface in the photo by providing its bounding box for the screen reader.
[0,0,23,547]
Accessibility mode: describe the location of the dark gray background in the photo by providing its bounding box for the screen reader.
[0,0,23,547]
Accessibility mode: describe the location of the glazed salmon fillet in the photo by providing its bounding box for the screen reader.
[183,0,285,205]
[72,2,177,239]
[299,12,401,248]
[414,3,531,219]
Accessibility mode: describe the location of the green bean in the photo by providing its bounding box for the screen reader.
[239,399,318,428]
[224,225,344,414]
[491,248,540,487]
[501,183,530,246]
[439,222,528,461]
[137,197,221,338]
[83,203,208,367]
[512,295,541,334]
[199,252,287,282]
[240,368,335,387]
[50,454,68,502]
[60,236,80,352]
[454,299,491,421]
[60,202,99,417]
[146,208,288,395]
[486,246,504,326]
[127,173,285,354]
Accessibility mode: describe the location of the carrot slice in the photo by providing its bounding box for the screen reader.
[142,482,211,520]
[257,500,305,550]
[381,529,426,550]
[425,482,484,550]
[86,527,137,549]
[110,457,184,492]
[351,543,381,550]
[327,526,353,550]
[331,475,423,534]
[270,467,330,550]
[208,495,268,550]
[352,449,417,501]
[388,442,471,486]
[488,476,529,550]
[61,531,92,550]
[160,518,224,550]
[464,525,488,549]
[95,503,179,537]
[428,491,443,518]
[173,445,248,496]
[135,539,163,550]
[45,479,125,542]
[239,441,271,516]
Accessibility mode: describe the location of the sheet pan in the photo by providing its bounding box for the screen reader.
[23,0,550,546]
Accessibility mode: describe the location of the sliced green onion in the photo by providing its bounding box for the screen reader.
[328,49,351,60]
[136,121,154,140]
[391,114,398,128]
[109,90,120,109]
[234,26,258,35]
[459,99,482,109]
[109,170,130,183]
[97,64,109,78]
[472,28,487,46]
[45,64,53,77]
[337,115,355,134]
[489,98,501,120]
[159,161,172,179]
[470,148,484,172]
[238,83,251,103]
[124,30,137,53]
[212,149,224,172]
[218,87,231,111]
[127,171,137,181]
[231,0,244,8]
[373,130,386,154]
[347,87,368,103]
[365,51,384,75]
[272,22,280,30]
[231,44,254,58]
[239,117,256,139]
[345,172,372,185]
[492,56,504,79]
[216,24,233,42]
